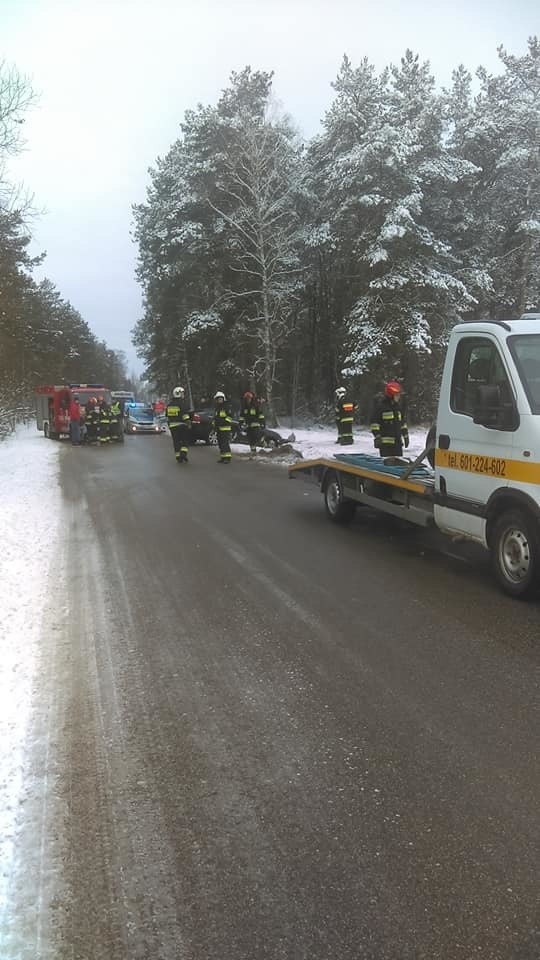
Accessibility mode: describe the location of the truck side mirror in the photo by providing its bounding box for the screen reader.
[473,384,519,430]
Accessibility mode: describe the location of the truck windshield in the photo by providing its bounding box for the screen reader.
[508,335,540,413]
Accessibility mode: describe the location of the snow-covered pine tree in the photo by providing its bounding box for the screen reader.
[439,64,493,323]
[300,56,389,413]
[467,38,540,316]
[132,100,229,398]
[341,50,475,413]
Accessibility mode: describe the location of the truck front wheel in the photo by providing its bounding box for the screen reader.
[426,424,436,469]
[490,508,540,598]
[324,475,356,524]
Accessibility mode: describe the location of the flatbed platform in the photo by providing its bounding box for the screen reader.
[289,452,435,495]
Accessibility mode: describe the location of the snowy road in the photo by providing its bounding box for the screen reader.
[1,427,539,959]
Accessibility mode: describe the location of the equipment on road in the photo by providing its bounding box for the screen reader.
[290,315,540,599]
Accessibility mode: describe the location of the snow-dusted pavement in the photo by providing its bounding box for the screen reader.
[0,422,426,957]
[0,423,539,960]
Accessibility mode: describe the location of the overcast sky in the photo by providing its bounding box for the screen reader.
[2,0,538,374]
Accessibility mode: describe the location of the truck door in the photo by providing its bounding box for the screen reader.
[435,335,517,540]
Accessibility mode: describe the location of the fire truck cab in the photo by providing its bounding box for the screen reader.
[35,384,111,439]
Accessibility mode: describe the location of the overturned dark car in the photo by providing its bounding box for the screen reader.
[189,407,292,448]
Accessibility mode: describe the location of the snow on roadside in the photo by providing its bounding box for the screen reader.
[0,425,60,934]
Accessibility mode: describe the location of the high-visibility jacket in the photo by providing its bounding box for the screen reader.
[335,398,357,426]
[214,403,233,431]
[166,400,191,429]
[240,401,265,430]
[85,405,99,430]
[370,396,408,450]
[98,404,111,441]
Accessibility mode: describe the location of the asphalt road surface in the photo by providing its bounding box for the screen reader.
[20,436,540,959]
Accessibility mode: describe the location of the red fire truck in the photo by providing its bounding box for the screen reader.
[34,383,112,439]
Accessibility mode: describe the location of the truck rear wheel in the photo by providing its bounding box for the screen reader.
[324,474,356,524]
[491,508,540,598]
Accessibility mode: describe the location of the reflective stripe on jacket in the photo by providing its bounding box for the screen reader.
[240,403,264,428]
[335,399,357,424]
[370,396,408,443]
[214,406,232,431]
[166,402,190,428]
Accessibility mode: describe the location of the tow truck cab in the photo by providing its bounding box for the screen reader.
[434,316,540,555]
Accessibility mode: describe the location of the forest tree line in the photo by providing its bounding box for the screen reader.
[0,61,128,435]
[133,38,540,424]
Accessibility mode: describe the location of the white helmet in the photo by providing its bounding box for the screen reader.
[335,387,347,399]
[214,391,226,400]
[172,386,184,398]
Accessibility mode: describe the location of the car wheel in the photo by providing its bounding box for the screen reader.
[206,428,217,445]
[490,508,540,598]
[262,436,279,449]
[324,473,356,523]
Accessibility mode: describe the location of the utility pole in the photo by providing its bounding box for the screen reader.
[176,342,194,409]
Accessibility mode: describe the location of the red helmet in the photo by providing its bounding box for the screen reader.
[385,380,401,398]
[243,390,254,400]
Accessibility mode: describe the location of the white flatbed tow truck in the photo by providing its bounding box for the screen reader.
[289,315,540,598]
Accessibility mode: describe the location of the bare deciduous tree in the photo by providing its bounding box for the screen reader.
[0,61,37,212]
[210,113,302,421]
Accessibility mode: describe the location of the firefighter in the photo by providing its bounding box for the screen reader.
[370,380,409,457]
[214,391,233,463]
[166,386,191,463]
[85,397,99,443]
[239,390,265,453]
[335,387,357,445]
[97,397,111,445]
[109,398,123,442]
